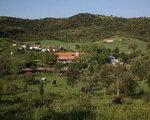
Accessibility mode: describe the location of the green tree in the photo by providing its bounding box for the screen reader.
[24,51,37,68]
[146,73,150,89]
[146,42,150,50]
[100,64,138,97]
[23,73,35,85]
[0,83,3,95]
[130,55,150,81]
[112,47,120,54]
[65,63,80,86]
[0,54,11,76]
[40,82,44,97]
[35,41,41,45]
[128,43,138,52]
[41,52,57,67]
[119,52,129,63]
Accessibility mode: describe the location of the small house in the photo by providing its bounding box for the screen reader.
[54,52,80,63]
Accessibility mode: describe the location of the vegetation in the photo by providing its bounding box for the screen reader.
[26,37,147,52]
[0,13,150,120]
[0,13,150,42]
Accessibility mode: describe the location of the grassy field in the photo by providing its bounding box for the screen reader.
[1,37,149,119]
[95,37,147,52]
[27,37,147,52]
[27,39,92,51]
[1,73,150,120]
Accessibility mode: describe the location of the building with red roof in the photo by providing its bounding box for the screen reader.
[54,52,80,63]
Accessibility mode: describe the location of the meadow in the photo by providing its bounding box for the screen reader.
[0,37,150,120]
[27,37,147,52]
[1,73,150,120]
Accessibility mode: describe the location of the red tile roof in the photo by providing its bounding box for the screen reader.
[54,52,79,60]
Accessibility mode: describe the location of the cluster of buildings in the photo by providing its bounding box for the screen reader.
[103,39,114,43]
[19,44,63,53]
[19,44,80,63]
[13,43,123,65]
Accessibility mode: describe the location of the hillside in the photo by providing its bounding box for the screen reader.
[27,37,147,52]
[0,13,150,42]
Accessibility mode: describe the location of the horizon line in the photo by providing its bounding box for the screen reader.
[0,12,150,20]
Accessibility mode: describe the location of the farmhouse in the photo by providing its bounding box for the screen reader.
[12,44,17,47]
[21,68,34,73]
[54,52,80,63]
[103,39,114,43]
[30,45,41,50]
[109,55,123,65]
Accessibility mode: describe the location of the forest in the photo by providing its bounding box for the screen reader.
[0,13,150,42]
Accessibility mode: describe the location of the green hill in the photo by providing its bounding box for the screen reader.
[0,13,150,42]
[26,37,147,53]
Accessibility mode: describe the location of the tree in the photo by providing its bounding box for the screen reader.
[0,54,11,76]
[112,47,120,54]
[39,81,44,97]
[128,43,138,52]
[119,52,129,63]
[23,73,35,85]
[130,55,150,81]
[10,59,20,75]
[35,41,41,45]
[75,44,80,50]
[111,47,120,58]
[24,51,37,68]
[146,73,150,89]
[146,42,150,50]
[100,64,138,97]
[48,53,57,64]
[78,45,111,64]
[41,52,57,67]
[65,63,80,86]
[0,83,3,95]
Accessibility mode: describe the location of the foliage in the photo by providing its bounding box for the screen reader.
[78,45,111,64]
[39,82,44,96]
[24,51,38,68]
[0,13,150,42]
[147,42,150,49]
[128,43,138,52]
[130,55,150,81]
[119,52,129,63]
[65,63,80,86]
[23,73,35,85]
[100,64,138,96]
[0,54,11,76]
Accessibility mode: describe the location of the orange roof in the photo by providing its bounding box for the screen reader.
[54,52,79,60]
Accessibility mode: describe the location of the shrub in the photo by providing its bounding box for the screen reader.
[143,93,150,103]
[112,97,123,104]
[6,83,19,94]
[23,73,35,84]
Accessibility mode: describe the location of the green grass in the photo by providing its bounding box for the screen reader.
[26,37,147,52]
[96,37,147,52]
[1,73,150,120]
[27,40,79,51]
[33,73,79,97]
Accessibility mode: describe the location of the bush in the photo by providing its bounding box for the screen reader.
[72,94,96,120]
[143,94,150,103]
[6,83,19,94]
[23,73,35,84]
[65,63,80,86]
[112,97,123,104]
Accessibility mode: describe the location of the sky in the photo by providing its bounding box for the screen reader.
[0,0,150,19]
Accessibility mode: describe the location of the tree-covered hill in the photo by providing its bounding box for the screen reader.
[0,13,150,42]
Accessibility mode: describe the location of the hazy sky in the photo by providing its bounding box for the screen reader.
[0,0,150,19]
